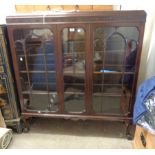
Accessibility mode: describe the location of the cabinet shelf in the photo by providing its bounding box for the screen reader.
[93,92,131,97]
[22,90,56,95]
[94,50,125,53]
[20,70,56,73]
[17,53,55,57]
[63,40,85,43]
[93,71,134,74]
[64,83,84,85]
[64,51,85,55]
[27,63,55,66]
[64,71,85,74]
[95,64,134,67]
[22,90,84,95]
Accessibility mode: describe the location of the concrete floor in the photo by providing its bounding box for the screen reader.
[8,118,133,149]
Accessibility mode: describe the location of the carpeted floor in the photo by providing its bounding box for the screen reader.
[8,118,133,149]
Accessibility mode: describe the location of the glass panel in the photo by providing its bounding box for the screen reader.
[93,96,121,114]
[93,27,139,114]
[25,94,49,111]
[13,28,57,112]
[62,28,85,112]
[64,93,85,112]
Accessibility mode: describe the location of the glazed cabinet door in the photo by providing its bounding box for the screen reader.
[11,26,59,112]
[58,25,88,113]
[91,25,139,115]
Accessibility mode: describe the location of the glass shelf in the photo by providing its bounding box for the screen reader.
[22,90,57,95]
[93,71,135,74]
[17,53,55,57]
[20,70,56,73]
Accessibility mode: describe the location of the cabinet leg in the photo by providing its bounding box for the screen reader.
[16,121,24,134]
[125,121,135,140]
[22,117,30,133]
[126,123,132,140]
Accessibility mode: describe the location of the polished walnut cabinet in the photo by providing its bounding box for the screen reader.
[6,11,146,135]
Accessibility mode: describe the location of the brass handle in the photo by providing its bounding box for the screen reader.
[140,132,146,147]
[47,5,51,11]
[75,5,79,11]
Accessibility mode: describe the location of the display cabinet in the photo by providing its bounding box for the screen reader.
[6,11,146,137]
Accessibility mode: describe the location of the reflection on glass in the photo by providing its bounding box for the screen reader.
[13,28,58,112]
[49,94,58,111]
[93,27,139,114]
[62,28,85,112]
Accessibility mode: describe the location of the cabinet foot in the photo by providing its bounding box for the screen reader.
[15,121,24,134]
[22,118,30,133]
[125,122,135,140]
